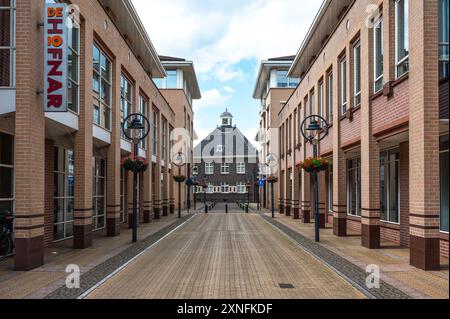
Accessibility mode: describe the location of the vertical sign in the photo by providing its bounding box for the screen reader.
[44,3,68,112]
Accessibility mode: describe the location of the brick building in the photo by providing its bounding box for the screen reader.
[257,0,449,270]
[0,0,198,270]
[193,111,259,203]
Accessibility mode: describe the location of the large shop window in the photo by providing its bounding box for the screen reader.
[93,45,112,130]
[0,0,15,87]
[380,149,400,224]
[120,74,133,140]
[92,157,106,231]
[53,148,74,241]
[0,132,14,214]
[440,135,449,232]
[374,17,384,93]
[347,158,361,216]
[439,0,449,79]
[395,0,409,78]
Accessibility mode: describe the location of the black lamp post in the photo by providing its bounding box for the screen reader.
[122,113,150,243]
[203,174,208,214]
[265,154,279,219]
[172,152,186,219]
[186,166,199,214]
[300,115,329,243]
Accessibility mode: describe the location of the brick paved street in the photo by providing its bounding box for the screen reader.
[86,212,365,299]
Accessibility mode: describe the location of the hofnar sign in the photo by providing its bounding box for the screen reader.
[44,3,68,112]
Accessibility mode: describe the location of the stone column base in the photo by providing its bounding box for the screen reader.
[14,236,44,271]
[143,210,151,223]
[154,207,160,220]
[162,205,168,216]
[293,208,300,220]
[318,213,326,229]
[285,206,291,217]
[410,235,440,270]
[170,205,175,214]
[73,224,92,249]
[361,224,380,249]
[279,204,284,214]
[333,218,347,237]
[106,217,121,237]
[302,210,310,223]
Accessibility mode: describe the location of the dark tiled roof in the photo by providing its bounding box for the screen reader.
[268,55,296,61]
[158,55,186,62]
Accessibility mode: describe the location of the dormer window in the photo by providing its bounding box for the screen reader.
[222,118,229,125]
[216,145,223,152]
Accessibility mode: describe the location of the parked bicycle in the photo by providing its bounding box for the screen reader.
[0,209,14,259]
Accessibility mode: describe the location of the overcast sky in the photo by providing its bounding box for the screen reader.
[131,0,323,145]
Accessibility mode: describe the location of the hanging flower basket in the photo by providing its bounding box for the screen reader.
[266,176,278,184]
[122,155,149,173]
[173,175,187,183]
[297,157,332,173]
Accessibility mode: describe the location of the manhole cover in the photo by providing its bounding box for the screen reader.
[279,283,295,289]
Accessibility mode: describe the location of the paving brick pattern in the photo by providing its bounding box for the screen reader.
[261,215,411,299]
[44,214,194,299]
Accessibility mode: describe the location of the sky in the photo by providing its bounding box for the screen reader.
[131,0,323,146]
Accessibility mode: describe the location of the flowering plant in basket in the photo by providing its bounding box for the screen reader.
[297,157,331,173]
[173,175,187,183]
[122,155,149,173]
[266,176,278,184]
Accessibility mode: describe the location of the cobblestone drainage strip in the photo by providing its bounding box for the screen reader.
[44,214,196,299]
[261,215,411,300]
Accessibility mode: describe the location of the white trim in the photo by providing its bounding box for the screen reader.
[373,17,384,93]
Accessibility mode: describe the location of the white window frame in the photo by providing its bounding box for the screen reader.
[221,182,230,194]
[395,0,409,79]
[327,72,333,124]
[205,162,214,175]
[216,145,223,153]
[221,162,230,175]
[340,56,347,115]
[236,162,245,174]
[373,17,384,94]
[353,41,361,107]
[236,182,246,194]
[347,158,361,217]
[0,0,15,88]
[93,44,112,131]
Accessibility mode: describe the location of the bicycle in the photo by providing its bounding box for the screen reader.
[0,209,14,260]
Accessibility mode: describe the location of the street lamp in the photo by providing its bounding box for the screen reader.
[265,153,279,219]
[172,152,187,219]
[122,113,150,243]
[186,165,199,214]
[300,115,329,242]
[245,176,251,214]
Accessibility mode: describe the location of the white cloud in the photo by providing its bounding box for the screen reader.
[193,89,230,113]
[223,86,236,93]
[132,0,322,82]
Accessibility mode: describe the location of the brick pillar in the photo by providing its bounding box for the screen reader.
[331,54,347,236]
[153,112,162,219]
[399,142,410,247]
[14,1,45,270]
[73,20,93,249]
[301,170,311,223]
[409,0,440,270]
[285,169,291,217]
[292,167,300,219]
[361,21,380,249]
[143,145,152,223]
[317,171,327,228]
[169,167,175,214]
[106,63,122,237]
[279,170,284,214]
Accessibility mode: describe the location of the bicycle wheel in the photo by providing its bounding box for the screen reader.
[0,235,11,257]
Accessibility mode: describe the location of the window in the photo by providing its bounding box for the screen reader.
[120,74,133,139]
[276,70,299,88]
[0,0,15,87]
[353,41,361,107]
[327,72,333,124]
[162,117,167,161]
[395,0,409,78]
[67,17,79,113]
[439,0,449,79]
[237,182,246,194]
[0,132,14,215]
[347,158,361,216]
[93,45,112,130]
[236,162,245,174]
[216,145,223,153]
[53,147,74,241]
[221,182,229,194]
[340,56,347,115]
[138,95,148,150]
[318,81,324,118]
[166,70,177,88]
[92,157,106,231]
[380,149,399,223]
[310,90,315,115]
[120,167,125,223]
[221,162,230,174]
[440,135,449,232]
[152,108,158,156]
[374,18,384,92]
[205,162,214,175]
